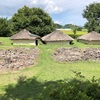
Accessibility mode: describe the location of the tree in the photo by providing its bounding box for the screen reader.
[64,24,83,31]
[54,23,63,29]
[72,26,77,38]
[11,6,55,36]
[83,2,100,33]
[0,18,12,37]
[64,24,74,29]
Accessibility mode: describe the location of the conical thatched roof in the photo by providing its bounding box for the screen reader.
[42,30,74,41]
[77,31,100,41]
[10,29,40,40]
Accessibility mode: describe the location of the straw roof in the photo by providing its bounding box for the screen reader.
[77,31,100,41]
[42,30,74,41]
[10,29,40,40]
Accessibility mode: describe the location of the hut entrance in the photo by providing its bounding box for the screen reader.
[35,40,38,46]
[40,38,47,44]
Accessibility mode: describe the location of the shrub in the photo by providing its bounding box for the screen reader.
[1,72,100,100]
[39,72,100,100]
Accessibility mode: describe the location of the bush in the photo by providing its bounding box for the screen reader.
[0,72,100,100]
[39,72,100,100]
[68,34,82,39]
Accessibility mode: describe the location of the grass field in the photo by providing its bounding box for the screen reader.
[0,37,100,97]
[61,30,87,35]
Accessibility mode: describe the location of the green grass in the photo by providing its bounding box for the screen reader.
[61,30,87,35]
[0,37,100,95]
[61,30,87,38]
[0,37,13,49]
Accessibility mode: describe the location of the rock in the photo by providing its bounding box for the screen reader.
[53,47,100,62]
[0,47,39,71]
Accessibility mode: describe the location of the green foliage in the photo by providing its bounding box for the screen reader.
[63,24,83,38]
[82,28,88,32]
[55,23,63,29]
[64,24,83,31]
[72,26,77,38]
[0,73,100,100]
[61,30,87,38]
[11,6,55,36]
[61,30,87,35]
[41,72,100,100]
[83,2,100,33]
[64,24,74,29]
[0,37,100,95]
[0,18,12,37]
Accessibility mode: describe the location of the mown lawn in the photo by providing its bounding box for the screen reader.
[0,37,100,95]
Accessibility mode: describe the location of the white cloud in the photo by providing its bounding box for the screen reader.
[0,0,32,17]
[31,0,37,5]
[30,0,100,14]
[45,5,63,14]
[54,20,62,24]
[0,0,100,25]
[31,0,63,14]
[1,0,100,16]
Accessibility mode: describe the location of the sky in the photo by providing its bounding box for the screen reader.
[0,0,100,26]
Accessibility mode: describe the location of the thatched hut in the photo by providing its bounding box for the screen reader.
[42,30,74,44]
[10,29,40,45]
[77,31,100,45]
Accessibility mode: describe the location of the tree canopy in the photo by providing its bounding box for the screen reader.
[64,24,74,29]
[83,2,100,33]
[64,24,83,31]
[11,6,55,36]
[54,23,63,29]
[0,18,12,37]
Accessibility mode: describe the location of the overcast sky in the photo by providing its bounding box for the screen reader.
[0,0,100,26]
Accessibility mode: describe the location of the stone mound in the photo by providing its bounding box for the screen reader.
[0,47,39,70]
[53,47,100,62]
